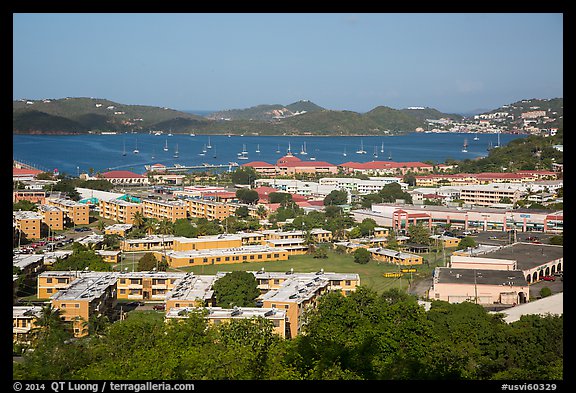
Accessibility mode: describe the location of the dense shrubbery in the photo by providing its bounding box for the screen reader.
[13,286,563,380]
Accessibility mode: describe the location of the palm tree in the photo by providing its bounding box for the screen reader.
[132,211,145,229]
[143,218,158,236]
[81,314,110,337]
[256,205,268,220]
[97,219,106,233]
[157,219,174,269]
[30,304,66,343]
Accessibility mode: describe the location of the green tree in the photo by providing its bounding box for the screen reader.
[212,271,260,308]
[539,287,552,298]
[138,252,159,271]
[268,192,293,204]
[236,188,259,205]
[548,235,563,245]
[353,248,371,264]
[235,205,250,219]
[13,200,38,211]
[231,166,258,186]
[173,218,197,238]
[359,218,377,237]
[457,236,476,250]
[313,245,329,259]
[143,218,158,235]
[324,189,348,206]
[407,223,431,245]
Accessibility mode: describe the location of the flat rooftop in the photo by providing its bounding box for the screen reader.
[481,242,563,271]
[166,306,286,320]
[435,267,527,286]
[261,276,329,304]
[166,273,216,301]
[166,245,287,259]
[51,272,118,302]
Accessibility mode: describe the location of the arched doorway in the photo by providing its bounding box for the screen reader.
[533,272,538,283]
[518,292,527,304]
[545,267,550,276]
[539,270,544,280]
[526,275,531,284]
[551,266,556,275]
[557,262,562,273]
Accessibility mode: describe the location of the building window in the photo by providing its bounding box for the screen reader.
[46,278,53,283]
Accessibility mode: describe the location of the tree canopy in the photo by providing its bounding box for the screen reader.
[212,271,260,308]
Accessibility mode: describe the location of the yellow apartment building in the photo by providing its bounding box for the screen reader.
[367,247,423,265]
[13,306,43,344]
[116,271,186,301]
[159,245,289,268]
[104,223,133,237]
[262,229,333,243]
[95,250,122,264]
[185,198,232,221]
[120,235,178,252]
[142,198,188,222]
[165,306,288,338]
[99,199,143,224]
[37,271,79,299]
[165,273,217,310]
[38,204,64,231]
[49,272,118,337]
[172,234,243,252]
[13,211,42,240]
[249,271,360,297]
[46,197,90,225]
[265,239,308,255]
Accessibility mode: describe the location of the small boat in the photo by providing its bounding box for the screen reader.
[373,146,378,158]
[190,133,196,137]
[388,150,392,160]
[167,133,173,137]
[255,144,261,153]
[473,133,479,141]
[151,147,155,159]
[300,141,308,155]
[275,144,281,153]
[173,144,179,158]
[163,139,168,152]
[133,139,139,154]
[380,141,384,153]
[343,146,347,157]
[462,139,468,153]
[356,139,367,154]
[199,144,207,156]
[207,137,212,149]
[237,144,249,160]
[122,140,127,156]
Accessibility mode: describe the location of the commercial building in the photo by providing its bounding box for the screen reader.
[429,267,529,305]
[339,161,434,176]
[13,190,46,205]
[99,170,149,186]
[356,203,563,234]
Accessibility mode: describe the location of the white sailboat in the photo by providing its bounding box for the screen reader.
[275,144,281,153]
[163,139,169,152]
[173,144,179,158]
[300,141,308,155]
[473,133,479,141]
[462,139,468,153]
[373,146,378,158]
[287,142,293,155]
[343,146,347,157]
[255,144,261,153]
[388,150,392,160]
[190,133,196,137]
[356,139,367,154]
[237,144,249,160]
[207,137,212,149]
[133,139,139,154]
[380,141,384,153]
[199,144,207,156]
[122,140,127,156]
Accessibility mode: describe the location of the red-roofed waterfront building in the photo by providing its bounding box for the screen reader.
[99,170,149,185]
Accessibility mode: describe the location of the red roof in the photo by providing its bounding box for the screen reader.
[13,167,43,176]
[476,173,525,179]
[339,161,432,170]
[101,170,146,178]
[242,161,275,168]
[276,155,303,165]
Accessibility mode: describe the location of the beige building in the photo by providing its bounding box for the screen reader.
[104,223,133,237]
[459,184,524,207]
[13,306,43,344]
[116,271,186,301]
[165,273,217,310]
[368,247,423,265]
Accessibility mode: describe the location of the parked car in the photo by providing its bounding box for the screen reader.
[489,236,498,240]
[542,275,556,282]
[152,304,165,311]
[54,235,66,240]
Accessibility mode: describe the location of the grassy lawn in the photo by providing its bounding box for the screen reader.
[168,249,452,294]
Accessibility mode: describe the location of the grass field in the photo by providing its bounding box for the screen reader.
[167,249,451,294]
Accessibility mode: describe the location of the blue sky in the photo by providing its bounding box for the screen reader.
[13,13,563,114]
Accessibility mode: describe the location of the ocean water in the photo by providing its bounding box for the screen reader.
[12,132,527,176]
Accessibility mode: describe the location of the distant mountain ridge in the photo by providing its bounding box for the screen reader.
[14,96,558,135]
